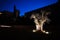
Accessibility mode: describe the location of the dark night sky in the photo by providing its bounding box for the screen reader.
[0,0,58,16]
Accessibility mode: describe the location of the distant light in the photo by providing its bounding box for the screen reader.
[0,12,2,15]
[1,25,11,27]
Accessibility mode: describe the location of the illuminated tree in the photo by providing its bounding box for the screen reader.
[30,10,51,34]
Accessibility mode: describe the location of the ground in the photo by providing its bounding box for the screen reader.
[0,25,59,40]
